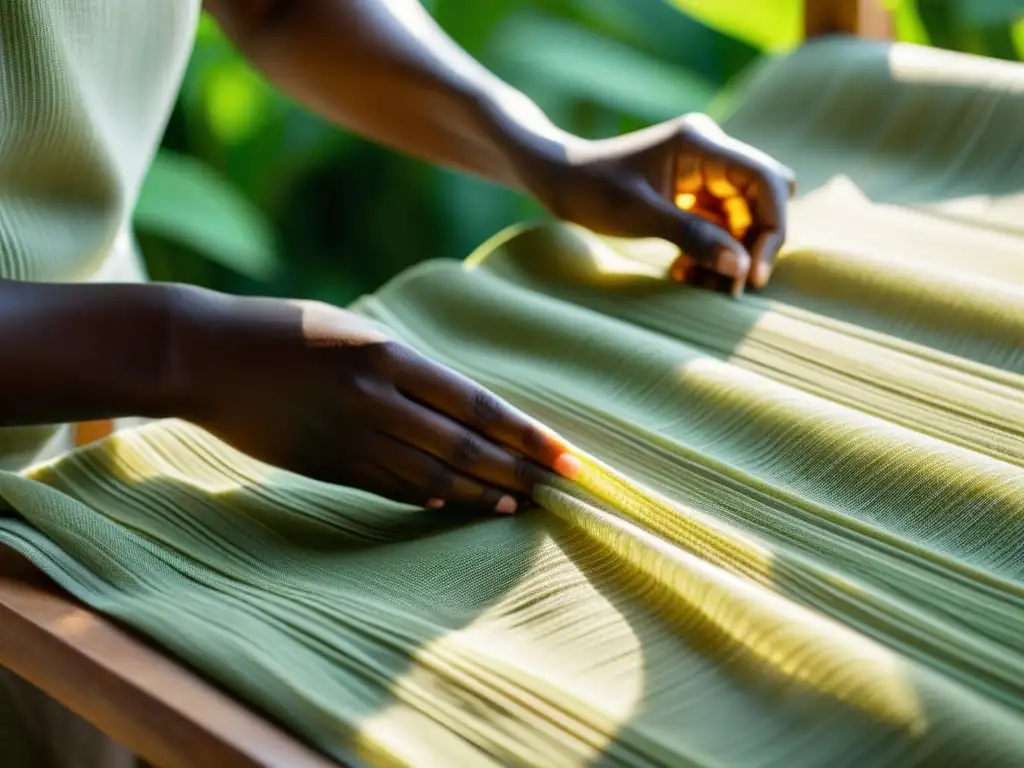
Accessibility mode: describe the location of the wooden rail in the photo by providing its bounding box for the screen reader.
[0,547,339,768]
[804,0,893,40]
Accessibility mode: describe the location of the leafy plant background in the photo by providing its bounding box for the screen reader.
[137,0,1024,306]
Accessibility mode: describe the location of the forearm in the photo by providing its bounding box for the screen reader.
[0,280,188,427]
[207,0,577,189]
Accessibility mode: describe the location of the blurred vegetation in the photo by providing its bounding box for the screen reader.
[136,0,1024,306]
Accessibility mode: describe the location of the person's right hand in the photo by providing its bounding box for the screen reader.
[172,291,579,514]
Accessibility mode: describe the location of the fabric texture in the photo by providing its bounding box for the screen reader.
[2,37,1024,768]
[0,0,200,469]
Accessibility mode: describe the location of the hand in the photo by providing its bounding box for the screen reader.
[174,292,578,513]
[519,113,796,294]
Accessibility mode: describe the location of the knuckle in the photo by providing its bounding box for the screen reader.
[678,113,719,145]
[522,426,550,460]
[425,462,455,497]
[367,339,409,373]
[380,339,409,365]
[349,375,391,408]
[514,458,541,490]
[469,388,503,426]
[451,434,484,469]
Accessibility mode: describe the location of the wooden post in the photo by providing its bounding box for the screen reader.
[75,419,115,448]
[804,0,893,40]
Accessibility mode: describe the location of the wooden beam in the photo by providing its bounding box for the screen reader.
[804,0,893,40]
[0,544,342,768]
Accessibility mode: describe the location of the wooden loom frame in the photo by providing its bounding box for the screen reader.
[5,2,891,766]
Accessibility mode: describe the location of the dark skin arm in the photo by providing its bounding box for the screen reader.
[206,0,795,289]
[0,279,576,513]
[0,281,183,427]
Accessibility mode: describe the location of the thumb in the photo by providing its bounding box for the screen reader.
[634,185,750,282]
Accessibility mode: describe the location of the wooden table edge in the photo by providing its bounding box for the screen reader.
[0,544,339,768]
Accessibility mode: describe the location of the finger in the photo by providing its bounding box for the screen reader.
[386,395,551,496]
[784,167,797,198]
[719,161,788,279]
[395,356,579,478]
[670,253,694,283]
[635,184,750,281]
[341,461,425,506]
[750,192,787,278]
[749,230,785,289]
[669,256,740,297]
[371,432,519,514]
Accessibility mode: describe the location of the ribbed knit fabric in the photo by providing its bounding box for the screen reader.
[2,36,1024,768]
[0,0,200,468]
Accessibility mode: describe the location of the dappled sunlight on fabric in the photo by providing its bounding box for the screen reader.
[887,42,1024,90]
[538,485,928,736]
[576,237,666,281]
[557,444,776,581]
[25,420,275,496]
[353,534,646,767]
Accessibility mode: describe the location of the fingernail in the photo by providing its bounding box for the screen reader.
[670,255,693,283]
[730,276,745,299]
[752,260,771,288]
[426,498,445,509]
[713,247,749,280]
[496,495,518,515]
[554,453,583,480]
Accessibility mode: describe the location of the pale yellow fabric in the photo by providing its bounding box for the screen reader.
[0,38,1023,768]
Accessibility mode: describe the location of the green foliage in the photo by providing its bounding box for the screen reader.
[666,0,803,51]
[135,150,279,281]
[133,0,1024,304]
[490,14,717,122]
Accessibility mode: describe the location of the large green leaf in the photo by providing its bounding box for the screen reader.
[952,0,1022,26]
[891,0,932,46]
[490,15,717,123]
[665,0,802,52]
[917,0,1023,59]
[569,0,761,85]
[134,150,280,281]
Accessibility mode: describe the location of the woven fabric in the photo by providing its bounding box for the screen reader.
[2,39,1024,767]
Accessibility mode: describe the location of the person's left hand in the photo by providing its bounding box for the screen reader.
[518,113,796,294]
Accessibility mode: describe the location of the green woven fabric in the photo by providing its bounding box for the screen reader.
[2,39,1024,767]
